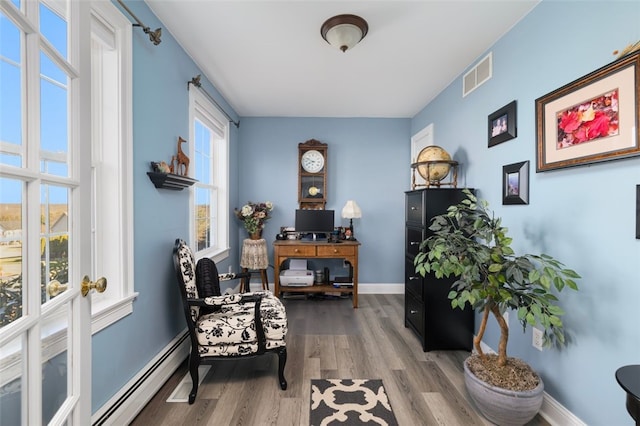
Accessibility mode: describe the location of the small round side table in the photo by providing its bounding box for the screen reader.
[240,238,269,292]
[616,364,640,424]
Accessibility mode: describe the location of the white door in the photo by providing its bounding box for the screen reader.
[0,1,97,424]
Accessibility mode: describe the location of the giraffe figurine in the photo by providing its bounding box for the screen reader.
[172,136,190,176]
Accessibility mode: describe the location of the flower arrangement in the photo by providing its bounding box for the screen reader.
[234,201,274,235]
[556,89,619,147]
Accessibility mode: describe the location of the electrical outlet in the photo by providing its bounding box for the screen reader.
[532,327,544,351]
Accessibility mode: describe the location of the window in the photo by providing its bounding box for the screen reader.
[89,1,136,331]
[0,1,133,334]
[0,0,77,329]
[189,88,229,262]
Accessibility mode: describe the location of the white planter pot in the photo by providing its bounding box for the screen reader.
[464,357,544,426]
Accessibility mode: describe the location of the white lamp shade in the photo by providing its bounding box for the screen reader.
[341,200,362,219]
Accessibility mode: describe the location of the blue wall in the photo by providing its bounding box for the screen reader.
[92,1,640,425]
[237,117,410,283]
[412,2,640,425]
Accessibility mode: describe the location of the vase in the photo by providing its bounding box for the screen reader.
[249,231,262,240]
[463,357,544,426]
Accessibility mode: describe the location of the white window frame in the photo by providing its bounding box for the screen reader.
[89,1,137,333]
[0,0,135,393]
[188,87,229,263]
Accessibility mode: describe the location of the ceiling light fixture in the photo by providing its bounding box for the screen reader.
[321,14,368,53]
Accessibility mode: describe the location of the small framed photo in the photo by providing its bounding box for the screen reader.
[488,100,517,147]
[503,161,529,205]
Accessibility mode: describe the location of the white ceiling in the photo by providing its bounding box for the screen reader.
[145,1,539,118]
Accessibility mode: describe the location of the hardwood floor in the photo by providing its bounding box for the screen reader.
[130,294,550,425]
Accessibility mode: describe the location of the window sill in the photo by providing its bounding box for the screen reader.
[196,247,230,265]
[0,293,139,388]
[91,293,139,334]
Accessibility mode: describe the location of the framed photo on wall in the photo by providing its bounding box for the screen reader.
[503,161,529,205]
[536,51,640,172]
[488,100,517,147]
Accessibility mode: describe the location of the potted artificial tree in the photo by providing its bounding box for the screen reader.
[414,189,580,426]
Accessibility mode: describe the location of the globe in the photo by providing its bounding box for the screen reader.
[416,145,452,183]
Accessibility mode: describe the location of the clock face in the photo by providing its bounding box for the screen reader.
[301,150,325,173]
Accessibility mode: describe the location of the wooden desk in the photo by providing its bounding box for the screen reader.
[273,240,360,308]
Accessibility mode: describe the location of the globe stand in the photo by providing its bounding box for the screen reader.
[410,160,459,189]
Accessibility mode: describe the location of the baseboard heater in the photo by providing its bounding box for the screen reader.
[92,332,189,425]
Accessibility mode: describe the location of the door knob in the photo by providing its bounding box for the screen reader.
[47,280,68,297]
[81,275,107,297]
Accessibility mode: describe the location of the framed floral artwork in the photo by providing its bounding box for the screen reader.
[488,100,517,147]
[503,161,529,205]
[536,51,640,172]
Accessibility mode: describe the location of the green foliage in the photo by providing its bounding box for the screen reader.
[414,189,580,350]
[47,236,68,260]
[0,274,22,327]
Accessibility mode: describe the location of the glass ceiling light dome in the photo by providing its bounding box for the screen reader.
[321,14,369,52]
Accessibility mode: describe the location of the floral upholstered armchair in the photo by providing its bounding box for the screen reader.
[173,239,288,404]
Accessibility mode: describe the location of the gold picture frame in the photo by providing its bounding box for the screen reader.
[535,51,640,172]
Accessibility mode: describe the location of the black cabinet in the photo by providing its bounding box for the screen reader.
[404,189,474,352]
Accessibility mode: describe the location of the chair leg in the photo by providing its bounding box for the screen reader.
[277,346,287,390]
[188,353,200,404]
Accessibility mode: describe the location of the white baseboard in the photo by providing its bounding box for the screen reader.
[478,341,585,426]
[249,282,405,294]
[358,283,404,294]
[540,392,587,426]
[91,331,190,425]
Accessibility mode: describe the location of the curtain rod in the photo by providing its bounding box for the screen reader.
[188,75,240,128]
[115,0,162,45]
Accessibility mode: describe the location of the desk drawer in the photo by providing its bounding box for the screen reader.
[406,227,424,258]
[406,191,425,225]
[406,259,423,299]
[317,245,355,257]
[277,246,317,257]
[405,293,424,338]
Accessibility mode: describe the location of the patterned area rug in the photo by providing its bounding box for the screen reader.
[310,379,398,426]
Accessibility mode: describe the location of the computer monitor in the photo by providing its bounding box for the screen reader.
[295,209,334,240]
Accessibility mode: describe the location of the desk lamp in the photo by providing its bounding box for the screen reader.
[341,200,362,240]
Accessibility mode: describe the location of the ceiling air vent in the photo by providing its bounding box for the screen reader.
[462,52,492,97]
